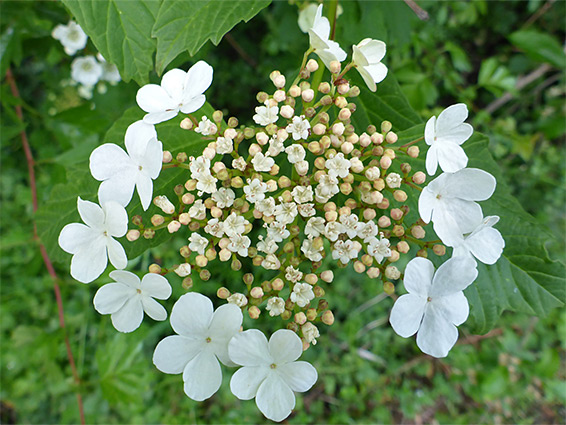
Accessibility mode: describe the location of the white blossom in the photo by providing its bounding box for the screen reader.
[355,221,378,242]
[223,213,248,237]
[266,297,285,317]
[96,53,121,84]
[188,233,209,255]
[204,218,225,238]
[253,101,279,126]
[262,254,281,270]
[339,214,359,239]
[227,293,248,307]
[447,215,505,265]
[326,153,351,179]
[367,234,391,263]
[308,5,347,69]
[188,199,206,220]
[52,21,87,55]
[267,220,290,243]
[301,322,320,345]
[268,136,285,157]
[212,187,235,209]
[291,185,314,204]
[244,179,268,204]
[175,263,191,277]
[256,197,276,217]
[252,152,274,172]
[257,236,279,255]
[71,56,103,86]
[274,201,298,225]
[297,203,316,217]
[196,171,217,194]
[228,234,251,257]
[301,237,323,262]
[324,221,344,242]
[298,3,319,33]
[290,282,315,307]
[286,116,310,141]
[215,136,233,154]
[195,116,217,136]
[189,156,211,179]
[352,38,388,92]
[386,173,402,189]
[315,173,339,202]
[285,266,303,283]
[305,217,325,238]
[332,240,359,264]
[232,157,247,172]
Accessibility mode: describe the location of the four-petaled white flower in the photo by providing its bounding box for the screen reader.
[252,152,274,172]
[93,270,171,333]
[253,101,279,126]
[424,104,473,175]
[188,233,209,255]
[326,153,351,179]
[71,56,103,86]
[352,38,388,92]
[286,116,311,141]
[229,329,318,422]
[367,234,391,263]
[308,5,347,69]
[418,168,496,244]
[152,293,243,401]
[90,120,162,211]
[389,257,478,358]
[52,21,87,55]
[58,197,128,283]
[136,61,213,124]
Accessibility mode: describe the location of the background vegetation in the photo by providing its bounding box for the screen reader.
[1,0,564,423]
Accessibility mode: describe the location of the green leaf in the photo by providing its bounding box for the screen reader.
[509,30,566,69]
[478,58,516,96]
[152,0,272,74]
[61,0,161,85]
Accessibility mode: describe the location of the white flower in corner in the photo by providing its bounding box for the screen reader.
[389,257,478,358]
[58,198,128,283]
[152,293,243,401]
[308,5,347,69]
[424,104,474,175]
[229,329,318,422]
[52,21,87,55]
[352,38,388,92]
[136,61,213,124]
[90,120,162,211]
[418,168,496,244]
[71,56,103,86]
[93,271,171,333]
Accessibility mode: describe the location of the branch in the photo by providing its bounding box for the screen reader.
[403,0,429,21]
[5,68,86,425]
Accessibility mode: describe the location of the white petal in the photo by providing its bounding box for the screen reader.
[430,257,478,296]
[135,173,154,211]
[102,201,128,237]
[59,223,96,254]
[436,142,468,173]
[182,351,222,401]
[417,186,437,223]
[161,68,187,101]
[106,237,127,270]
[256,373,295,422]
[228,329,272,367]
[311,5,330,39]
[140,273,171,299]
[443,168,496,201]
[436,103,468,134]
[230,365,269,400]
[269,329,303,364]
[179,94,206,114]
[436,123,473,145]
[416,305,459,358]
[425,144,439,176]
[70,236,107,283]
[356,65,376,92]
[97,172,136,209]
[360,39,386,63]
[432,291,469,326]
[389,293,426,338]
[153,335,204,374]
[424,116,436,146]
[365,62,388,85]
[170,293,213,338]
[208,304,243,366]
[136,84,177,113]
[110,296,144,333]
[466,227,505,265]
[124,120,157,161]
[442,198,484,234]
[142,109,179,125]
[278,361,317,392]
[93,282,135,314]
[89,144,132,180]
[141,295,167,321]
[139,138,163,179]
[403,257,434,296]
[109,270,141,289]
[183,61,213,100]
[77,197,104,229]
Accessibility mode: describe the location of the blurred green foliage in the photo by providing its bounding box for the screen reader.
[1,0,564,423]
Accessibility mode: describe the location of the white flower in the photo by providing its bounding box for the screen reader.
[253,101,279,126]
[97,53,121,84]
[315,174,339,202]
[90,121,162,210]
[154,195,175,214]
[301,322,320,345]
[267,220,290,243]
[285,266,303,283]
[266,297,285,317]
[189,155,211,179]
[212,187,235,209]
[71,56,103,86]
[324,221,344,242]
[229,329,317,422]
[332,240,359,264]
[301,237,323,262]
[188,199,206,220]
[446,215,505,265]
[367,234,391,263]
[227,293,248,307]
[52,21,87,55]
[305,217,325,238]
[424,104,473,175]
[58,198,127,283]
[291,186,313,204]
[298,3,319,33]
[274,202,298,225]
[252,152,274,172]
[93,270,171,333]
[307,5,347,69]
[326,153,351,179]
[419,168,496,243]
[352,38,388,92]
[232,157,247,172]
[286,116,311,141]
[290,282,315,307]
[386,173,402,189]
[136,61,213,124]
[224,213,248,237]
[268,136,285,157]
[195,116,217,136]
[257,236,279,255]
[355,221,378,242]
[215,136,233,154]
[204,218,225,238]
[196,171,217,194]
[228,234,251,257]
[298,203,316,217]
[188,233,209,255]
[175,263,191,277]
[153,293,243,400]
[339,214,359,239]
[256,197,276,217]
[389,257,477,358]
[262,254,281,270]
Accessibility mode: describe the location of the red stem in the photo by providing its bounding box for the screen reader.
[6,68,86,425]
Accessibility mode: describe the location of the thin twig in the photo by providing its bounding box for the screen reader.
[523,0,556,29]
[403,0,429,21]
[224,33,257,68]
[5,68,86,425]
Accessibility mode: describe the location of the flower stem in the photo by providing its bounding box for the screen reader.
[400,136,424,148]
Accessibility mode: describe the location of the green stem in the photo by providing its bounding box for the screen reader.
[328,0,339,40]
[400,136,423,148]
[292,47,314,87]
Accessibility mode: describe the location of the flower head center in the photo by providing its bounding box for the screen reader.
[136,288,142,294]
[138,165,143,171]
[270,363,277,369]
[427,296,432,302]
[206,337,212,343]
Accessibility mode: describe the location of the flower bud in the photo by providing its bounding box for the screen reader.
[257,91,268,103]
[411,226,425,239]
[231,176,244,188]
[217,287,230,299]
[392,224,405,237]
[126,229,140,241]
[390,208,403,221]
[176,152,188,162]
[393,190,407,203]
[143,229,155,239]
[295,160,309,176]
[167,220,181,233]
[412,171,426,185]
[332,122,345,136]
[337,82,350,95]
[248,306,260,319]
[279,104,294,119]
[273,90,286,102]
[161,151,173,164]
[180,118,193,130]
[380,156,392,169]
[306,308,318,321]
[182,277,193,290]
[273,74,286,88]
[266,180,278,192]
[321,310,335,325]
[383,281,395,295]
[250,287,264,299]
[219,248,231,262]
[377,215,391,228]
[361,209,375,221]
[325,210,338,222]
[306,59,319,72]
[354,261,366,273]
[304,273,318,285]
[397,241,410,254]
[227,116,238,128]
[319,82,331,94]
[329,60,341,74]
[385,265,401,280]
[313,123,326,136]
[313,285,325,297]
[367,267,380,278]
[341,141,353,155]
[365,166,380,181]
[184,179,197,191]
[151,214,165,226]
[294,312,307,325]
[417,248,428,258]
[278,176,292,188]
[347,85,361,97]
[289,85,301,97]
[181,193,195,206]
[407,146,419,158]
[334,96,348,109]
[385,131,398,144]
[174,263,190,277]
[433,244,446,256]
[231,258,242,271]
[154,196,175,214]
[389,249,400,262]
[381,121,392,133]
[308,141,322,154]
[301,88,315,103]
[320,94,333,106]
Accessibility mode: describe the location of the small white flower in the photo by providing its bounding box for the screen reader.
[257,236,279,255]
[266,297,285,317]
[326,153,351,179]
[298,3,319,33]
[308,5,347,69]
[188,233,209,255]
[274,201,298,225]
[301,322,320,345]
[196,171,217,194]
[305,217,325,238]
[389,257,477,358]
[227,293,248,307]
[195,116,217,136]
[285,144,307,165]
[267,220,290,243]
[52,21,87,55]
[58,198,128,283]
[446,215,505,265]
[232,157,247,172]
[339,214,359,239]
[290,282,315,307]
[262,254,281,270]
[298,203,316,218]
[90,121,162,211]
[244,179,268,204]
[253,101,279,126]
[252,152,275,173]
[285,266,303,283]
[71,56,103,86]
[96,53,121,84]
[204,218,225,238]
[291,185,314,204]
[154,195,175,214]
[188,199,206,220]
[367,234,391,263]
[256,197,276,217]
[227,234,251,257]
[136,61,213,124]
[324,221,344,242]
[425,104,473,175]
[355,221,378,242]
[352,38,388,92]
[211,187,235,209]
[229,329,318,422]
[175,263,191,277]
[315,174,339,203]
[93,270,171,333]
[286,116,311,141]
[153,293,243,400]
[301,237,323,262]
[386,173,402,189]
[268,136,285,157]
[215,136,233,154]
[189,156,211,179]
[332,240,359,264]
[223,213,248,237]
